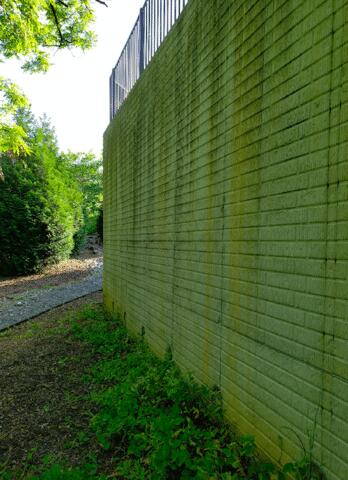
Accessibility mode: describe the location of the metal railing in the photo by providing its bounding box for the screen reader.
[109,0,190,120]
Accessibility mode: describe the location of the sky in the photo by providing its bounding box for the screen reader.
[2,0,144,157]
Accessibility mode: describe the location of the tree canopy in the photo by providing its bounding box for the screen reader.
[0,0,109,72]
[0,77,31,164]
[0,0,108,163]
[60,151,103,224]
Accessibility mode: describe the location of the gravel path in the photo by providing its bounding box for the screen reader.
[0,264,102,332]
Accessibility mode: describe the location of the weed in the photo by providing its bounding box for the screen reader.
[0,305,321,479]
[70,307,279,479]
[278,410,326,480]
[58,357,69,368]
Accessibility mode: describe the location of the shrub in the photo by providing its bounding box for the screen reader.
[0,116,83,275]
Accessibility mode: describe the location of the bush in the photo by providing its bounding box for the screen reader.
[0,117,83,275]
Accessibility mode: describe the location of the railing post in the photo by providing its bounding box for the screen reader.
[109,70,114,121]
[139,7,145,74]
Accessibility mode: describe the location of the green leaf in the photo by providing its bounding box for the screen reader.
[282,462,296,474]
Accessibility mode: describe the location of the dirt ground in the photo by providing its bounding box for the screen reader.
[0,292,103,474]
[0,240,106,475]
[0,235,102,299]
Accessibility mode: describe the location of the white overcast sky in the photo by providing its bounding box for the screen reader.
[2,0,144,156]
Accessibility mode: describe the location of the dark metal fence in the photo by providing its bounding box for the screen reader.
[109,0,190,120]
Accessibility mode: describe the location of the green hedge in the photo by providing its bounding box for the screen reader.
[0,139,83,275]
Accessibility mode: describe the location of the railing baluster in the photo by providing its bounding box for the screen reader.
[152,0,154,54]
[168,0,170,28]
[144,4,148,67]
[149,2,151,63]
[155,0,157,53]
[139,8,145,74]
[153,0,155,59]
[154,0,157,51]
[168,0,170,35]
[147,3,150,65]
[156,0,159,48]
[160,0,163,43]
[152,0,155,57]
[158,0,161,48]
[165,1,167,38]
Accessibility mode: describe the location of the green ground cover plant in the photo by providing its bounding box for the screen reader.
[0,303,321,479]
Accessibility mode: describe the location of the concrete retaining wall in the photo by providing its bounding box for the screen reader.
[103,1,348,477]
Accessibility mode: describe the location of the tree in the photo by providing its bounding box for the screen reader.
[0,0,108,165]
[0,110,84,275]
[0,0,110,73]
[60,151,103,234]
[0,77,31,169]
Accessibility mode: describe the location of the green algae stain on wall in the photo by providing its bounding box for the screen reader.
[103,0,348,478]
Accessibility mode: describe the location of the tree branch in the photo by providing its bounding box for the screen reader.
[94,0,108,7]
[49,2,66,46]
[42,42,71,47]
[56,0,69,7]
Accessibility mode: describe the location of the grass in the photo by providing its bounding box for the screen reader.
[0,299,320,479]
